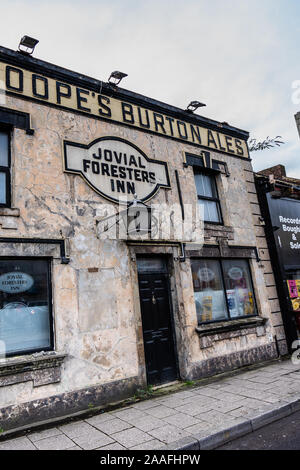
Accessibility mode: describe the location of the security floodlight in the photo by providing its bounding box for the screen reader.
[18,36,39,55]
[186,101,206,112]
[108,71,128,86]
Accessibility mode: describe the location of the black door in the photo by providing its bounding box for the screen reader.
[137,258,178,386]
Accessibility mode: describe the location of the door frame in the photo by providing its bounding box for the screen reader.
[135,253,180,386]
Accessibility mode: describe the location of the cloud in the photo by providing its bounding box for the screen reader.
[1,0,300,175]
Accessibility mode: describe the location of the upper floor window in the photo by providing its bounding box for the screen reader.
[194,170,222,224]
[0,130,11,207]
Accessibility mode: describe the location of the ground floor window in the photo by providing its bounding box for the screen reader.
[191,258,257,324]
[0,258,52,356]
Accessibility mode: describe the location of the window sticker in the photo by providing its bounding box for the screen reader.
[0,272,34,294]
[202,296,213,322]
[296,280,300,298]
[288,280,298,299]
[226,289,239,317]
[198,267,215,282]
[227,267,243,281]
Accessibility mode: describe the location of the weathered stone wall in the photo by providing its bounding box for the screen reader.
[0,94,283,424]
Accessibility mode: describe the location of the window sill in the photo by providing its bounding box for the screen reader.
[204,223,234,240]
[196,316,267,337]
[0,208,20,217]
[0,352,67,388]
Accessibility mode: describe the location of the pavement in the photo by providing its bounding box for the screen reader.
[1,358,300,451]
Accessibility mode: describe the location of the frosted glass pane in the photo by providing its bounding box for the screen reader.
[0,304,50,355]
[0,132,8,167]
[0,259,51,355]
[0,172,6,204]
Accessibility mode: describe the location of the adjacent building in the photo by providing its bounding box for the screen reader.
[0,44,285,432]
[256,164,300,352]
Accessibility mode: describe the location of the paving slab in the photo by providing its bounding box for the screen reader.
[174,402,215,416]
[112,427,153,447]
[162,412,202,429]
[96,442,127,450]
[127,415,165,432]
[213,401,245,413]
[184,420,216,436]
[72,429,114,450]
[148,424,190,444]
[130,439,165,450]
[59,421,96,439]
[228,405,274,419]
[28,427,62,442]
[164,436,199,450]
[85,413,115,426]
[112,408,147,422]
[131,399,164,411]
[144,405,178,419]
[87,417,132,435]
[34,434,75,450]
[0,436,36,450]
[196,410,246,428]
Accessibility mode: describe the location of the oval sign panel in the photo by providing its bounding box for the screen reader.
[0,272,34,293]
[63,137,170,203]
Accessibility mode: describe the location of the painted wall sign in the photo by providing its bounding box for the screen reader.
[0,61,249,158]
[64,136,170,203]
[0,272,34,293]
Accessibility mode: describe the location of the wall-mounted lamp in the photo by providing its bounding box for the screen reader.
[108,71,128,86]
[186,101,206,113]
[18,35,39,55]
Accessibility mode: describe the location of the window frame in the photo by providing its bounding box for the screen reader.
[0,125,12,208]
[0,256,54,358]
[193,168,223,225]
[191,257,259,325]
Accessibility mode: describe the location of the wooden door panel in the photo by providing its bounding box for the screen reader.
[138,271,177,385]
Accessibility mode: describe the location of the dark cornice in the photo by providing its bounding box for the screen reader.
[0,45,249,141]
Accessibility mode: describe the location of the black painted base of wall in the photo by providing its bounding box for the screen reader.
[187,343,278,381]
[0,375,143,433]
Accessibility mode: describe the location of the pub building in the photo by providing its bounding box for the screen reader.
[0,40,287,432]
[255,164,300,352]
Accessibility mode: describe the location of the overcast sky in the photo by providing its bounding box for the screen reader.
[1,0,300,175]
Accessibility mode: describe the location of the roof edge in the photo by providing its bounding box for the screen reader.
[0,45,249,141]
